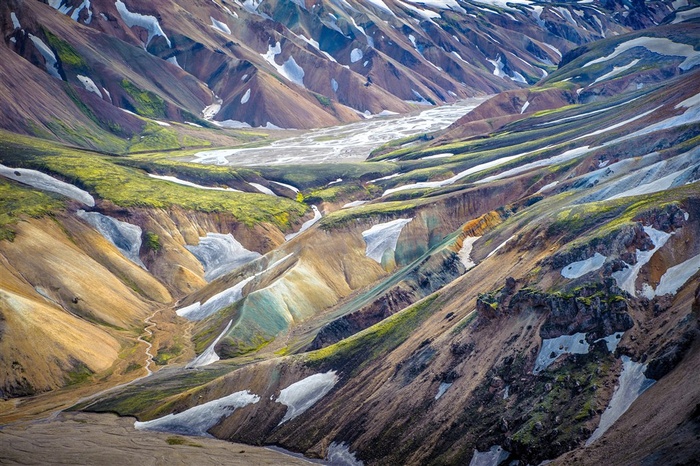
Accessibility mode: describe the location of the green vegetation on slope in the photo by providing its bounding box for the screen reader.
[0,133,307,228]
[307,295,440,374]
[0,179,64,241]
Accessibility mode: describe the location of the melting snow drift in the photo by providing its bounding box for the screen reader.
[362,218,413,263]
[586,356,655,445]
[186,232,262,282]
[134,390,260,435]
[76,210,145,268]
[0,164,95,206]
[276,371,338,424]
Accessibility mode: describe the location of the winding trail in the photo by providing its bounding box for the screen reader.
[44,310,162,418]
[137,310,159,376]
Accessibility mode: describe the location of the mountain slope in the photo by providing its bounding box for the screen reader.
[64,17,700,465]
[0,0,685,149]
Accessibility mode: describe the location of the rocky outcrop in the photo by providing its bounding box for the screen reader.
[477,280,634,339]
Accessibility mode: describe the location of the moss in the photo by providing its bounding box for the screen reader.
[320,200,418,229]
[0,179,64,241]
[314,94,332,107]
[307,295,439,373]
[120,79,168,119]
[42,29,89,71]
[0,132,307,228]
[128,123,180,153]
[66,362,93,385]
[144,232,161,252]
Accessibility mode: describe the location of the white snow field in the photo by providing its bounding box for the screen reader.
[458,236,481,270]
[612,227,672,297]
[192,98,484,165]
[327,442,364,466]
[76,210,146,268]
[533,333,589,374]
[561,252,607,279]
[435,382,452,400]
[115,0,171,48]
[0,164,95,206]
[653,253,700,297]
[28,34,61,79]
[469,445,509,466]
[185,232,262,282]
[134,390,260,435]
[261,42,305,88]
[362,218,413,263]
[583,36,700,71]
[276,371,339,424]
[586,356,655,445]
[147,174,242,192]
[285,206,322,240]
[77,75,103,97]
[186,320,233,368]
[176,254,293,321]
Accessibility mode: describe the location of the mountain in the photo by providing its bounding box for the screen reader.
[0,0,683,150]
[1,1,700,465]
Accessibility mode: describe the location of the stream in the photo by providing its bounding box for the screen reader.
[191,98,486,166]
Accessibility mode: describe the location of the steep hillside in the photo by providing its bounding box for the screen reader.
[0,0,685,149]
[58,18,700,466]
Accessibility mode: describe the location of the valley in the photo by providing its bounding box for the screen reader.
[1,0,700,465]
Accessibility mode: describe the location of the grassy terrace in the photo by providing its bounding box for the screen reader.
[0,132,307,228]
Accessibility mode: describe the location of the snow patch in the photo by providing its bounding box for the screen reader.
[0,164,94,206]
[586,356,655,445]
[210,16,231,35]
[331,78,339,92]
[653,253,700,296]
[286,205,322,240]
[596,332,624,353]
[10,12,21,29]
[591,59,640,86]
[148,174,241,192]
[76,210,145,268]
[350,48,364,63]
[672,6,700,23]
[269,180,299,193]
[458,236,480,270]
[247,182,276,196]
[115,0,171,48]
[584,36,700,71]
[612,227,673,297]
[277,371,338,424]
[240,89,251,104]
[435,382,452,400]
[134,390,260,435]
[186,232,262,282]
[261,42,305,87]
[520,101,530,114]
[186,320,232,368]
[327,442,363,466]
[421,153,453,160]
[77,75,102,98]
[343,200,369,208]
[362,218,413,263]
[561,252,607,279]
[469,445,509,466]
[534,333,590,374]
[28,34,61,79]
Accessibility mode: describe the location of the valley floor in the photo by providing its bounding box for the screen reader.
[0,412,310,465]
